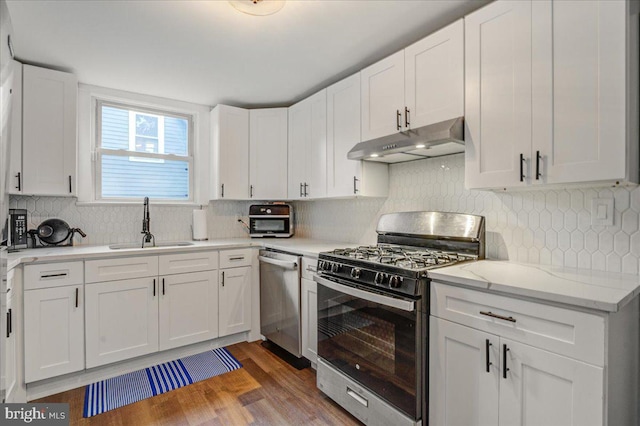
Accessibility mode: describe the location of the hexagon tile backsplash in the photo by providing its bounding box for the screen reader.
[293,154,640,275]
[10,153,640,274]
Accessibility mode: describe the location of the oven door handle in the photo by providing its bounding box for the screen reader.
[258,256,299,270]
[314,275,415,312]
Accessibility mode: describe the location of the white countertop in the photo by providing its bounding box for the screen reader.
[6,237,351,269]
[429,260,640,312]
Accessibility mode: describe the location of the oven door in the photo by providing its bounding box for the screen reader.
[249,216,291,237]
[314,274,421,419]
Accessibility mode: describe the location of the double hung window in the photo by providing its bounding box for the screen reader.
[96,100,193,201]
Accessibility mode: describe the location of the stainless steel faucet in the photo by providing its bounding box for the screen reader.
[141,197,155,248]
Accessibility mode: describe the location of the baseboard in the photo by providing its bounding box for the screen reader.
[27,332,250,401]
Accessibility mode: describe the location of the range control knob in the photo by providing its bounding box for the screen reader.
[389,275,403,288]
[317,261,325,270]
[374,272,387,285]
[331,263,341,273]
[350,268,361,279]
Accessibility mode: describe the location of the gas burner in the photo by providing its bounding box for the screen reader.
[327,244,475,270]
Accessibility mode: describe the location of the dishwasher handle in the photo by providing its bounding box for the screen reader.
[258,255,299,270]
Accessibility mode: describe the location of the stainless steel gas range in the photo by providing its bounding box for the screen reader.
[313,211,485,426]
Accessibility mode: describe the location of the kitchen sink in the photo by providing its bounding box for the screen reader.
[108,241,195,250]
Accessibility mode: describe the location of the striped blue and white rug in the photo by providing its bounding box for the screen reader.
[83,347,242,417]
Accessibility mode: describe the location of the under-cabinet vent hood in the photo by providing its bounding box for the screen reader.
[347,117,464,163]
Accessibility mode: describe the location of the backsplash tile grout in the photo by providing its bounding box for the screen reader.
[10,153,640,275]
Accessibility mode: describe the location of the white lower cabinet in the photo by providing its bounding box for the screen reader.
[301,277,317,364]
[430,317,603,426]
[159,271,219,350]
[219,266,251,337]
[85,278,158,368]
[430,282,636,426]
[24,284,84,382]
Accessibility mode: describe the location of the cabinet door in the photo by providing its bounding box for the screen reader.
[159,271,218,351]
[360,51,405,140]
[5,289,16,400]
[532,0,627,184]
[464,1,532,189]
[85,278,158,368]
[219,267,251,337]
[249,108,288,200]
[301,277,317,363]
[327,73,362,197]
[429,317,500,426]
[305,90,327,198]
[24,285,84,382]
[210,105,249,200]
[499,338,604,426]
[22,65,77,196]
[288,99,309,200]
[405,19,464,130]
[8,60,22,195]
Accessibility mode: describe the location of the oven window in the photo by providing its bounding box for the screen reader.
[317,282,418,418]
[253,219,286,232]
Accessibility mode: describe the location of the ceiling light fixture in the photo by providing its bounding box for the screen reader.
[229,0,286,16]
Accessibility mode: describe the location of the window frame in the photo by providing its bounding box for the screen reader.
[95,99,195,203]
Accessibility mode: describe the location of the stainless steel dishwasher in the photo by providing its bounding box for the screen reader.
[259,249,303,359]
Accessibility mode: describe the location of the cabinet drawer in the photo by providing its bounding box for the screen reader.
[85,256,159,283]
[24,261,83,290]
[159,251,218,275]
[301,256,318,280]
[219,248,253,269]
[430,282,605,366]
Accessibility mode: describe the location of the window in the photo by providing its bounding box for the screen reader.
[96,100,193,201]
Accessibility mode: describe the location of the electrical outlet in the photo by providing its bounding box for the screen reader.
[591,198,614,226]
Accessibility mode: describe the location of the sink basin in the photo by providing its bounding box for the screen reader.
[109,241,195,250]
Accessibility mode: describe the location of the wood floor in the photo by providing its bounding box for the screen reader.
[35,341,362,426]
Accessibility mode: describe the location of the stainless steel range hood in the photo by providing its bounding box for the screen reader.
[347,117,464,163]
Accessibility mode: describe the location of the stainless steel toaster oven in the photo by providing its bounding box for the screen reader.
[249,204,293,238]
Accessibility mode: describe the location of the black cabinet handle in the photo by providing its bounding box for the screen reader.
[304,183,309,197]
[221,184,225,198]
[503,344,510,379]
[9,309,11,335]
[405,107,410,128]
[69,175,72,193]
[536,150,542,180]
[480,311,517,323]
[221,271,225,287]
[396,110,401,131]
[75,287,79,308]
[250,185,254,198]
[153,278,156,297]
[486,339,492,373]
[519,154,525,182]
[353,176,359,194]
[299,182,303,197]
[162,278,165,295]
[15,172,20,191]
[6,311,10,338]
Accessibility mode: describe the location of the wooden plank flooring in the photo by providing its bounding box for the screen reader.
[35,341,362,426]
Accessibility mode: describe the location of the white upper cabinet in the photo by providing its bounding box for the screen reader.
[210,104,250,200]
[466,0,637,189]
[361,20,464,141]
[21,65,77,196]
[249,108,288,200]
[288,90,327,199]
[532,0,631,185]
[326,73,389,198]
[9,60,22,195]
[464,1,533,189]
[405,19,464,130]
[360,51,405,141]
